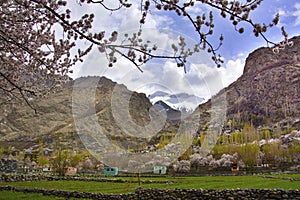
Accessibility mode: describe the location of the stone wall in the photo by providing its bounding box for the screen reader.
[134,188,300,200]
[0,174,171,184]
[0,186,299,199]
[0,159,18,173]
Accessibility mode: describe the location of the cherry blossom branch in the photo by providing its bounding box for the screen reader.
[89,0,126,11]
[0,0,290,109]
[0,72,37,113]
[203,0,278,45]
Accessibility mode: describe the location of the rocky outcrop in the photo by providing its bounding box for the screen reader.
[0,76,175,149]
[153,100,182,124]
[194,36,300,129]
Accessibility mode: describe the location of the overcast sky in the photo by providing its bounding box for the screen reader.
[68,0,300,105]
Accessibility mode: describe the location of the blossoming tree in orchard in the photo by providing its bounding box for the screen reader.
[0,0,291,109]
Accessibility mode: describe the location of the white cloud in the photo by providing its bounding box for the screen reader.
[217,58,245,88]
[276,8,287,26]
[184,2,204,16]
[69,0,246,108]
[293,3,300,26]
[74,43,245,109]
[275,2,300,27]
[278,9,286,16]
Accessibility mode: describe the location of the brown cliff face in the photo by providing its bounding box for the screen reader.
[195,36,300,129]
[0,76,174,149]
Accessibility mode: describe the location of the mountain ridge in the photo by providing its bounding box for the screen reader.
[0,35,299,150]
[0,76,176,149]
[192,35,300,131]
[148,90,205,112]
[153,100,181,124]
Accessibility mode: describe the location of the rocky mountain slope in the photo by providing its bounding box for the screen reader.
[0,36,299,150]
[0,76,176,149]
[153,100,181,124]
[193,36,300,131]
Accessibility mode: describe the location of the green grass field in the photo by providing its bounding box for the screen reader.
[1,174,300,196]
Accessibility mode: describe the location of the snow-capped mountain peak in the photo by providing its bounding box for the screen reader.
[148,90,205,112]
